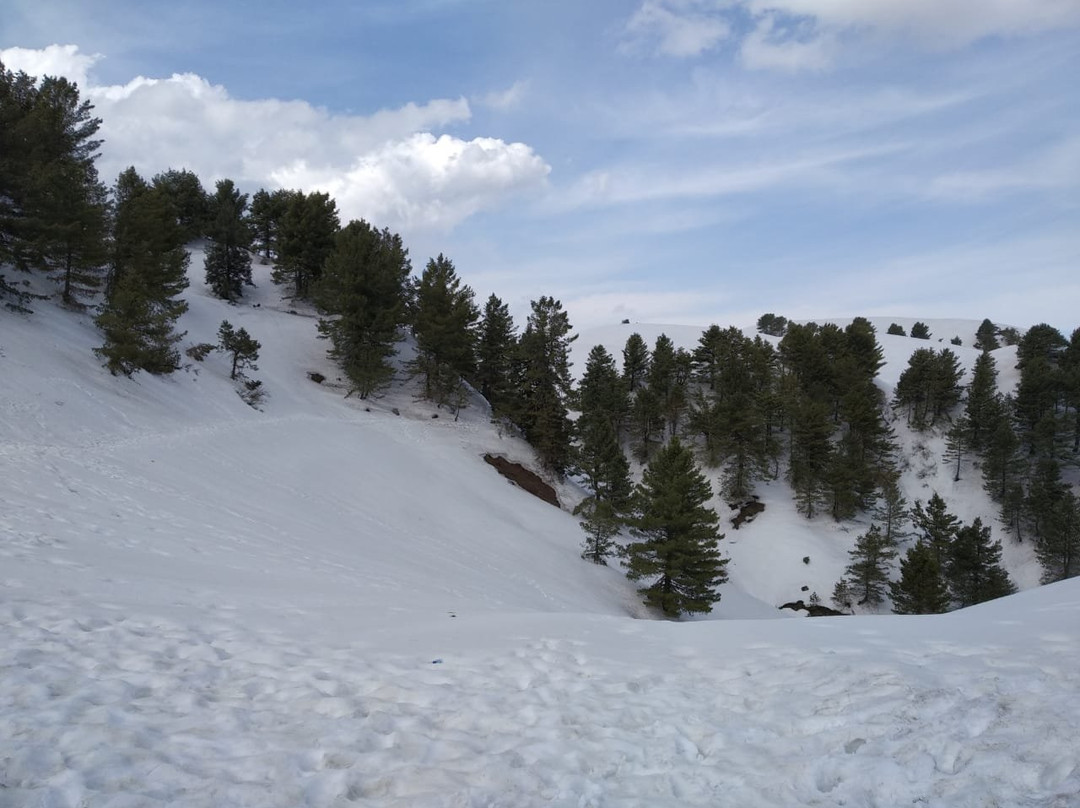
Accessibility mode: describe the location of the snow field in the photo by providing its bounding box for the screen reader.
[3,589,1078,807]
[1,262,1076,806]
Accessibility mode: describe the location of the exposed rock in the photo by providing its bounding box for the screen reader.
[779,599,846,617]
[731,498,765,529]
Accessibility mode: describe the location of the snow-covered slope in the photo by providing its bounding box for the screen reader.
[2,264,1078,806]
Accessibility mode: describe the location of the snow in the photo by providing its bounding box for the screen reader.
[2,261,1078,806]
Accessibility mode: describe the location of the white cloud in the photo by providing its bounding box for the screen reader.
[622,0,734,57]
[745,0,1080,47]
[476,81,529,111]
[0,43,100,87]
[271,134,550,232]
[621,0,1080,68]
[0,45,551,234]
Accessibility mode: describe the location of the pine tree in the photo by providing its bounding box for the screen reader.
[512,296,577,476]
[755,313,788,337]
[204,179,253,301]
[873,476,912,546]
[217,320,260,380]
[789,398,832,518]
[274,191,339,298]
[315,219,410,399]
[621,332,650,392]
[945,518,1016,606]
[474,294,517,417]
[577,497,621,565]
[911,321,931,340]
[151,168,208,241]
[1035,491,1080,583]
[410,254,479,407]
[249,188,290,261]
[624,437,728,617]
[974,319,1000,352]
[886,323,906,337]
[95,175,189,376]
[578,344,630,438]
[839,524,898,607]
[911,493,960,567]
[576,416,633,509]
[982,412,1023,502]
[890,541,950,614]
[943,415,970,482]
[965,352,1000,452]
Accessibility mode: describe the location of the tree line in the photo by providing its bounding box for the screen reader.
[3,60,1076,619]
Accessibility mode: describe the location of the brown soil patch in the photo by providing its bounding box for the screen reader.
[483,454,560,508]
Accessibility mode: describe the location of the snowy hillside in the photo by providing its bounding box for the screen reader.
[2,262,1078,806]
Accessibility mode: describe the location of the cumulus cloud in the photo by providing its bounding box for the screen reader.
[0,44,551,233]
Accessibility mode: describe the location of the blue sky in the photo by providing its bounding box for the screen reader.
[3,0,1079,333]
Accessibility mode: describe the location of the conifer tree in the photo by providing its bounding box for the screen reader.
[965,352,1000,452]
[911,493,960,566]
[755,313,788,337]
[624,437,728,616]
[204,179,253,301]
[217,320,260,380]
[974,319,1000,352]
[890,541,950,614]
[945,518,1016,606]
[274,191,339,298]
[789,398,832,518]
[578,497,621,565]
[578,344,630,438]
[410,254,479,407]
[873,476,912,547]
[886,323,906,336]
[943,415,970,482]
[474,294,517,417]
[249,188,290,261]
[95,175,189,376]
[1035,491,1080,583]
[512,296,577,476]
[576,416,633,509]
[151,168,208,241]
[911,321,931,340]
[982,412,1023,502]
[838,524,898,606]
[621,332,650,392]
[315,219,410,399]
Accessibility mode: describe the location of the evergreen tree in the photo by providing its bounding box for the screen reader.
[911,321,931,340]
[248,188,290,261]
[886,323,906,337]
[576,416,633,509]
[410,254,479,407]
[217,320,260,380]
[945,518,1016,606]
[894,348,963,428]
[577,497,621,565]
[839,524,898,607]
[204,179,253,302]
[755,313,788,337]
[274,191,339,298]
[621,332,650,392]
[95,175,189,376]
[315,219,410,399]
[911,493,960,566]
[965,352,1000,452]
[578,344,631,438]
[943,415,970,482]
[645,334,688,438]
[474,294,517,417]
[512,296,577,476]
[974,319,1000,352]
[1014,324,1067,458]
[1035,491,1080,583]
[890,541,950,614]
[789,398,832,518]
[151,168,208,241]
[873,476,912,547]
[624,437,728,617]
[982,411,1023,502]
